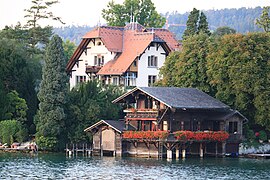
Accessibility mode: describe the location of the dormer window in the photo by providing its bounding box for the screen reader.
[97,42,102,46]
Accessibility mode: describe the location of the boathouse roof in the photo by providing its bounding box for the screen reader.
[84,120,134,133]
[113,87,230,110]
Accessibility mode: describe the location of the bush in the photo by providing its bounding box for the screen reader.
[36,136,57,151]
[258,130,267,142]
[0,120,28,145]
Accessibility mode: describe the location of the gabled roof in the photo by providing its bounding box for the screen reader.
[66,23,180,74]
[208,110,248,123]
[113,87,230,110]
[97,32,160,75]
[84,120,127,133]
[83,26,124,52]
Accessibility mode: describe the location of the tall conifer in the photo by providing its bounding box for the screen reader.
[35,35,68,150]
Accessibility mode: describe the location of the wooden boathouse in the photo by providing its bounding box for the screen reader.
[84,87,247,159]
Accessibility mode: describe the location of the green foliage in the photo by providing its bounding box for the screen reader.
[158,51,181,86]
[62,40,76,61]
[258,130,267,141]
[212,26,236,37]
[160,32,270,130]
[183,9,210,39]
[159,33,212,94]
[35,35,68,150]
[36,136,57,151]
[66,81,123,143]
[102,0,165,28]
[207,33,270,128]
[183,8,200,39]
[24,0,64,28]
[4,91,28,123]
[256,6,270,32]
[0,37,38,127]
[0,120,28,145]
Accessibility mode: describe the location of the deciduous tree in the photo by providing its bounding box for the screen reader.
[256,6,270,32]
[102,0,165,28]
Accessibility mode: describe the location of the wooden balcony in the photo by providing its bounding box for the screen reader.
[124,109,158,121]
[85,65,102,74]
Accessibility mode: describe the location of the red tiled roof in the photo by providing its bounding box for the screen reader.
[98,31,156,75]
[83,26,124,52]
[66,23,180,74]
[151,28,180,51]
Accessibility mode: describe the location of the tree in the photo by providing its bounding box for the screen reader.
[0,120,28,145]
[207,33,270,129]
[159,33,212,93]
[198,12,211,35]
[62,40,76,62]
[212,26,236,36]
[4,91,28,123]
[0,37,38,128]
[256,6,270,32]
[66,81,123,143]
[102,0,166,28]
[183,8,211,39]
[35,35,68,150]
[24,0,64,49]
[158,51,181,86]
[183,8,200,39]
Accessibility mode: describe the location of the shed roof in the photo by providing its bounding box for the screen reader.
[113,87,230,110]
[84,120,129,133]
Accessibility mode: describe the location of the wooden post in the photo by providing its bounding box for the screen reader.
[222,142,226,156]
[200,143,203,158]
[215,142,218,156]
[175,149,180,159]
[167,150,172,159]
[101,144,103,157]
[182,149,186,158]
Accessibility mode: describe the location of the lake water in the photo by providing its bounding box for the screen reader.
[0,153,269,180]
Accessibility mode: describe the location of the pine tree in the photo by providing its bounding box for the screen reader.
[35,35,68,150]
[198,12,211,35]
[183,8,200,39]
[183,9,211,39]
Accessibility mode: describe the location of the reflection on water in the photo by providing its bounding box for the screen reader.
[0,153,269,179]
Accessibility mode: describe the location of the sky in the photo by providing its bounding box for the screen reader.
[1,0,270,28]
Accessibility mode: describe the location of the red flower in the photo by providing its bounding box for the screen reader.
[255,132,260,137]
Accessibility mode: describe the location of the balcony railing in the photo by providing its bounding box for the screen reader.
[85,65,102,74]
[124,109,158,121]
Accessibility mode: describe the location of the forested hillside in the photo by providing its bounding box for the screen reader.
[54,7,265,43]
[167,7,263,39]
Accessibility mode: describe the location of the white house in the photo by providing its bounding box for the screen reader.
[66,22,180,89]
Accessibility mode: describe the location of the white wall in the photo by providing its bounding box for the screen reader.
[136,43,166,87]
[69,38,116,89]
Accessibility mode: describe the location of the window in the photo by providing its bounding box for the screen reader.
[148,55,158,67]
[229,122,238,134]
[124,72,137,86]
[148,75,156,86]
[94,56,104,66]
[76,76,86,85]
[112,77,119,85]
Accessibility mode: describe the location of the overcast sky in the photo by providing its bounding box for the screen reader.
[1,0,269,28]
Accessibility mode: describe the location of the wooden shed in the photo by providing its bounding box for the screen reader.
[84,120,126,157]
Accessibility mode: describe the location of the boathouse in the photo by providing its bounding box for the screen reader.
[85,87,247,158]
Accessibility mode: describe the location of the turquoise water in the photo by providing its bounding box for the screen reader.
[0,153,269,179]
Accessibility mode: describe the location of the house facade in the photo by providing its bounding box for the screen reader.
[85,87,247,159]
[66,23,180,89]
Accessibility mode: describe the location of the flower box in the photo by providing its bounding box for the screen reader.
[174,131,229,142]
